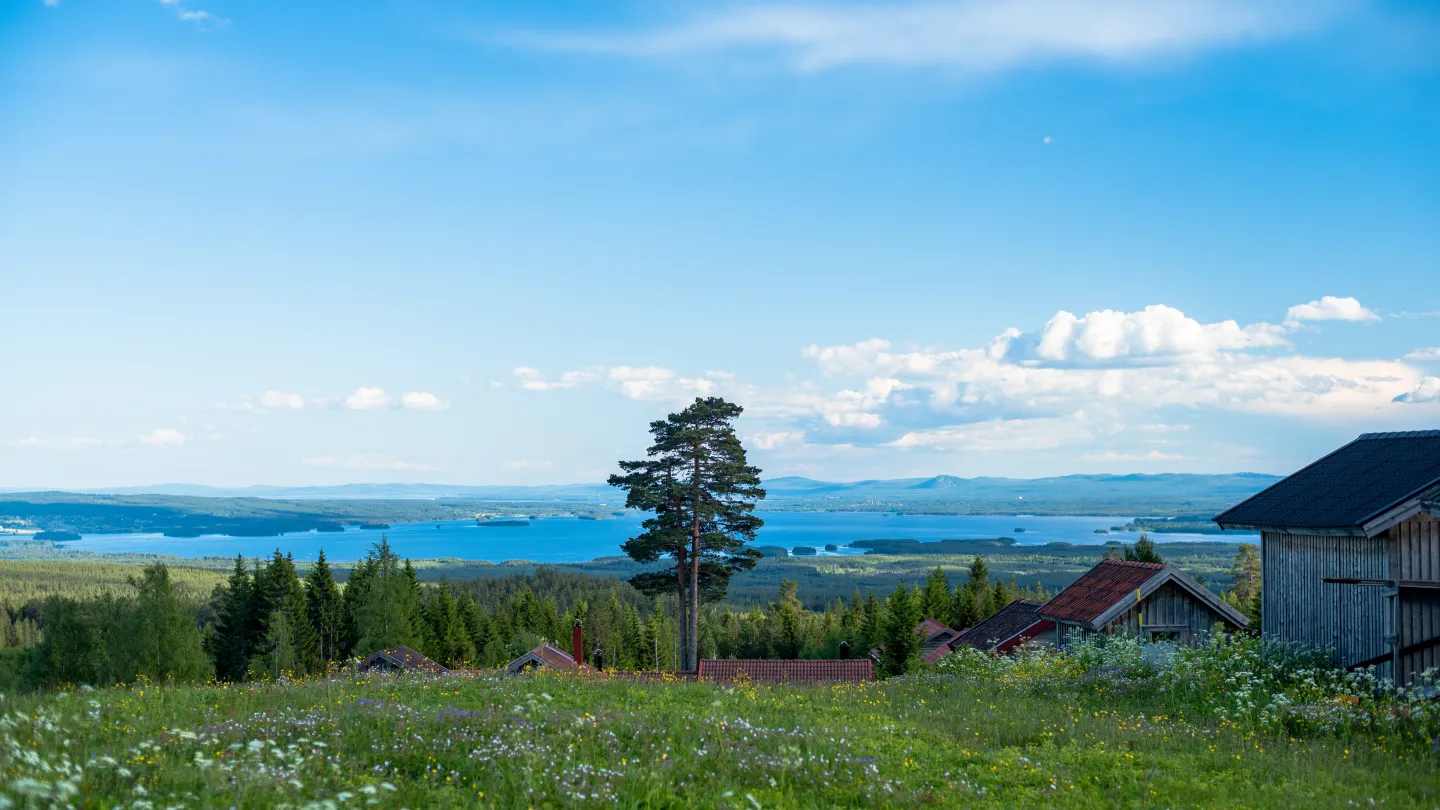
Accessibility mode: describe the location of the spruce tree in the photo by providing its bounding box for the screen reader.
[879,582,922,677]
[861,591,883,652]
[130,563,211,683]
[1124,534,1163,564]
[920,566,951,625]
[353,537,421,653]
[306,550,345,667]
[212,555,255,681]
[248,609,298,680]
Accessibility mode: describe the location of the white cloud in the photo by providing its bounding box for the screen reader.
[1138,423,1189,433]
[401,391,450,411]
[607,366,720,401]
[1393,377,1440,404]
[889,414,1096,452]
[303,454,438,471]
[344,387,394,410]
[1284,296,1379,328]
[513,367,601,391]
[1083,450,1188,462]
[1035,305,1286,362]
[159,0,229,28]
[1404,347,1440,361]
[510,0,1341,73]
[139,428,189,447]
[259,390,305,410]
[750,430,806,450]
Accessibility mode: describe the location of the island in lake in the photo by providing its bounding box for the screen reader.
[477,519,530,527]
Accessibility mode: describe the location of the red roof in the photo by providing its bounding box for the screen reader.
[916,618,962,664]
[697,659,873,684]
[506,643,596,674]
[1041,559,1164,626]
[361,645,449,674]
[953,599,1050,652]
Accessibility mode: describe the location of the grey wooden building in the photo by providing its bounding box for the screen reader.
[1039,558,1248,649]
[1214,430,1440,684]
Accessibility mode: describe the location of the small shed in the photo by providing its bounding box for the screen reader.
[1040,559,1247,649]
[359,645,449,675]
[952,598,1055,654]
[696,658,873,685]
[916,618,963,664]
[505,642,596,675]
[1214,430,1440,684]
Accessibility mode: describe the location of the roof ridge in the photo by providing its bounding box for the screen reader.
[1358,430,1440,440]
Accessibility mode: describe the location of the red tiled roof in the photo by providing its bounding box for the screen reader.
[1040,559,1164,626]
[697,659,873,684]
[916,618,961,664]
[953,599,1049,652]
[361,645,449,674]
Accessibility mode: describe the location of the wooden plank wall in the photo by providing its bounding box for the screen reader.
[1391,515,1440,684]
[1108,581,1230,644]
[1262,531,1393,682]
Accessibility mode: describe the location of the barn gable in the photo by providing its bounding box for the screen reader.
[1040,559,1247,648]
[1213,430,1440,685]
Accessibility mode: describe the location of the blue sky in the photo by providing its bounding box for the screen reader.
[1,0,1437,488]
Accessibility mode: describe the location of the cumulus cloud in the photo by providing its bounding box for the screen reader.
[1393,377,1440,404]
[344,387,394,410]
[1035,305,1286,362]
[889,414,1096,452]
[1284,296,1379,328]
[303,454,438,471]
[140,428,189,447]
[508,0,1341,73]
[259,390,305,410]
[401,391,450,411]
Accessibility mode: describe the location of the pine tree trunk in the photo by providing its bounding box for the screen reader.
[690,454,702,673]
[676,552,689,671]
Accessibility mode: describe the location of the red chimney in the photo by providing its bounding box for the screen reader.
[571,620,583,667]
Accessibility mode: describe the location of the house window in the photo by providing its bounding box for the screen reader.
[1147,630,1181,642]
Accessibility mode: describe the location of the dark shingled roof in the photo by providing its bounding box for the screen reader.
[360,645,449,674]
[506,642,596,674]
[1214,431,1440,531]
[953,598,1047,652]
[1041,559,1164,625]
[697,659,873,685]
[916,618,962,664]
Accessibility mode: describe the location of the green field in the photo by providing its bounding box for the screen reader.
[2,636,1435,809]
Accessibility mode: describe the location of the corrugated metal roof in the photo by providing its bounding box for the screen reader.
[1214,431,1440,531]
[697,659,873,684]
[1040,559,1163,625]
[953,598,1048,652]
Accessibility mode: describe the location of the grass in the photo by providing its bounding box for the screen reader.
[2,662,1435,809]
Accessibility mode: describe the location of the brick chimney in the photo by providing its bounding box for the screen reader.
[571,620,584,667]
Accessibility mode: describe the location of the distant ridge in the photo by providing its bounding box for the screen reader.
[42,473,1284,503]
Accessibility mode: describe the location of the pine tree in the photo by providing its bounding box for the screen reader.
[990,577,1012,615]
[609,397,766,671]
[861,591,883,651]
[1125,534,1163,564]
[920,566,951,625]
[248,609,298,680]
[306,550,345,667]
[879,582,922,677]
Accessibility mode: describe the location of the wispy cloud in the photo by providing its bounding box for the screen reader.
[1083,450,1189,462]
[303,454,438,471]
[158,0,229,29]
[503,0,1346,73]
[1404,347,1440,361]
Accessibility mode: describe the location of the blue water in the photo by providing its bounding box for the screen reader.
[60,512,1249,564]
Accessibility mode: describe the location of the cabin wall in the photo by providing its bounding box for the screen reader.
[1262,531,1393,682]
[1390,515,1440,685]
[1106,581,1231,644]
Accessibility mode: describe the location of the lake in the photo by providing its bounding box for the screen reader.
[60,512,1252,564]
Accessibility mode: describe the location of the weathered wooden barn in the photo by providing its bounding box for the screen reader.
[360,645,449,675]
[1039,559,1248,649]
[1214,430,1440,684]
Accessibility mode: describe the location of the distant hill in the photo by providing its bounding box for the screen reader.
[42,472,1282,509]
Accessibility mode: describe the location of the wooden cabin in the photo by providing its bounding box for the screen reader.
[1039,559,1248,649]
[505,642,596,675]
[916,618,963,664]
[951,598,1055,654]
[1214,430,1440,684]
[360,645,449,675]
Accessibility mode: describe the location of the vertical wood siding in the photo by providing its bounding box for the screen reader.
[1392,516,1440,684]
[1108,582,1230,644]
[1263,531,1393,682]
